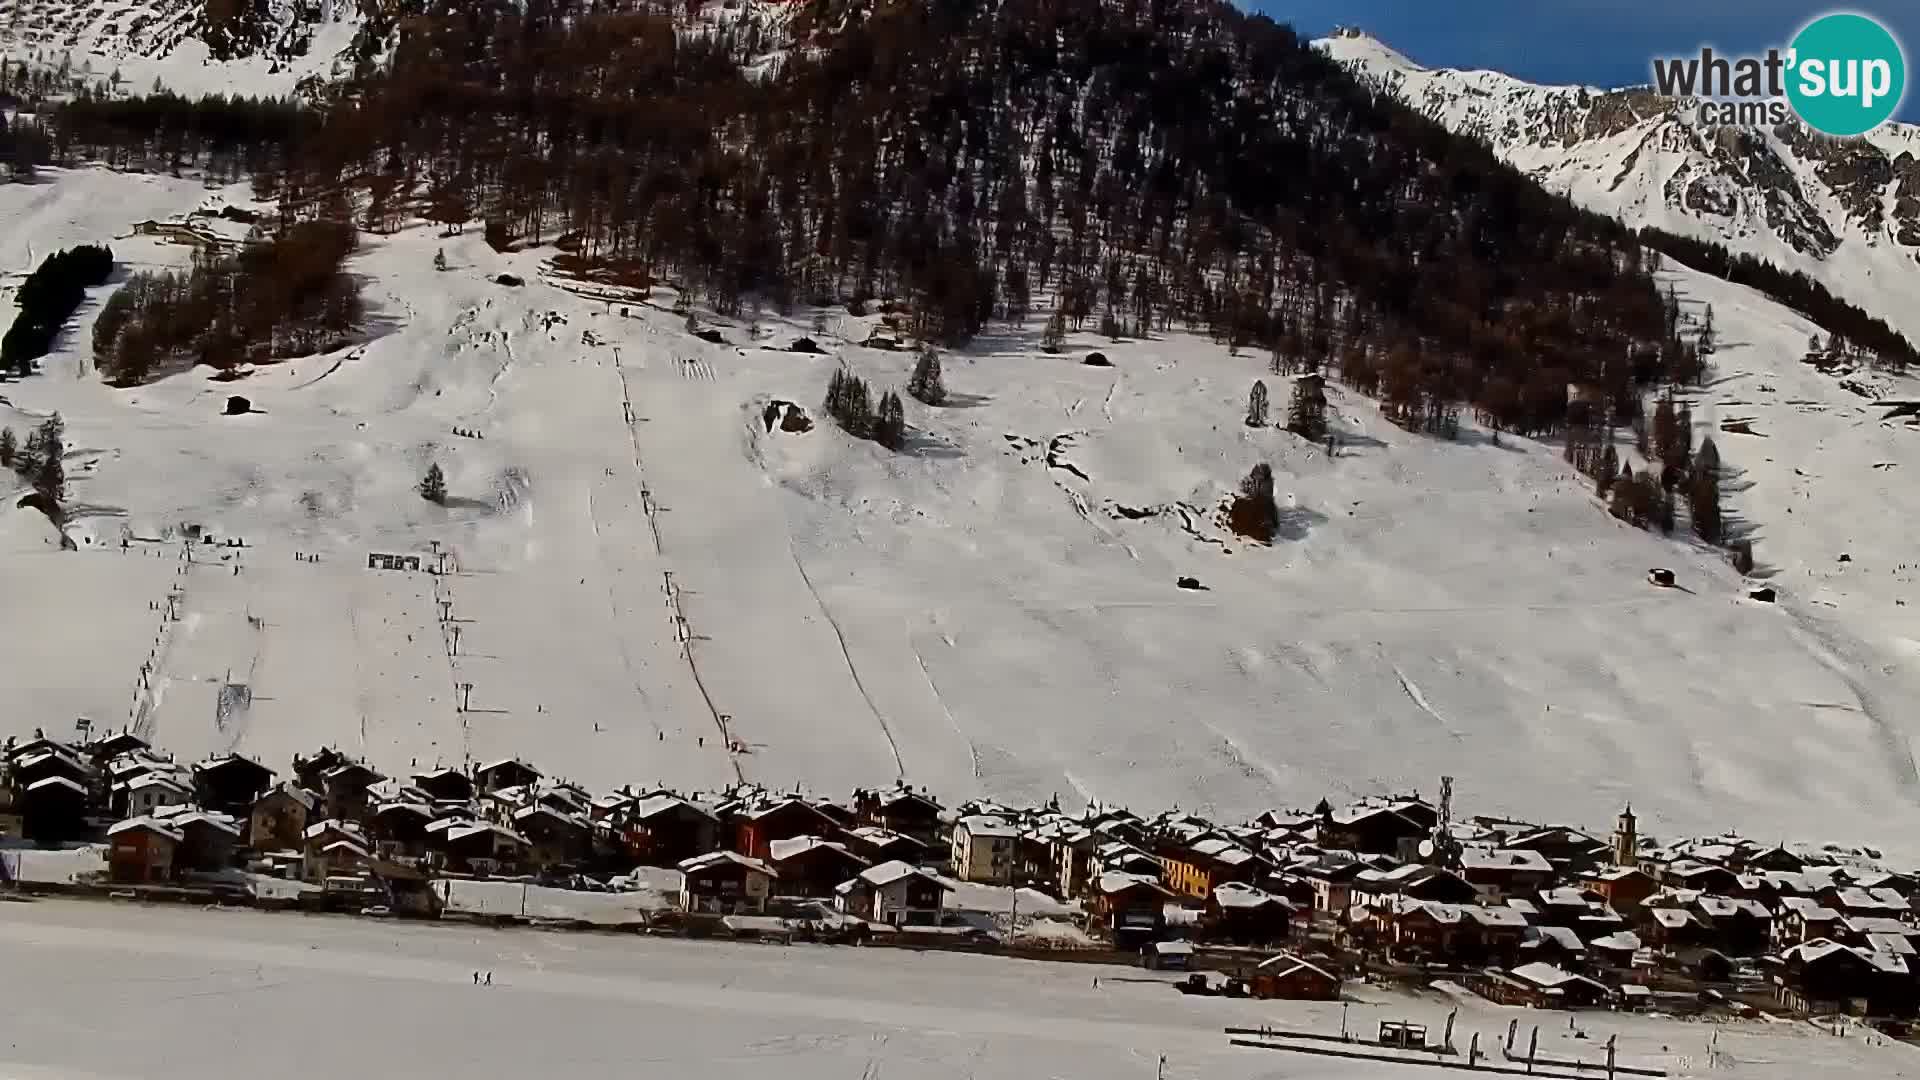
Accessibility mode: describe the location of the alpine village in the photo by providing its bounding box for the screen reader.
[0,727,1909,1030]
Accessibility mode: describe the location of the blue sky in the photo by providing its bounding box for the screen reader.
[1254,2,1920,122]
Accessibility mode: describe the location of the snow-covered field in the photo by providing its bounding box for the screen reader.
[0,169,1916,860]
[0,899,1908,1080]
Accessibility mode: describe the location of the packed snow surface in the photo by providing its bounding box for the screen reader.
[0,899,1909,1080]
[0,170,1916,859]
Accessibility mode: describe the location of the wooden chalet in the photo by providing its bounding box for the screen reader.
[733,798,842,862]
[22,776,90,844]
[107,817,182,883]
[852,786,944,846]
[1205,882,1298,945]
[473,758,541,795]
[1585,866,1657,913]
[411,767,475,803]
[1250,954,1342,1000]
[623,794,721,865]
[192,754,274,817]
[1095,871,1175,946]
[678,850,776,914]
[249,783,316,853]
[835,859,951,927]
[768,835,870,898]
[1459,849,1556,901]
[368,801,434,859]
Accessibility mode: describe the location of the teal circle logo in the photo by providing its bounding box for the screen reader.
[1787,13,1906,136]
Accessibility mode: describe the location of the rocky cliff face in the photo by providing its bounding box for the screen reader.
[1318,29,1920,343]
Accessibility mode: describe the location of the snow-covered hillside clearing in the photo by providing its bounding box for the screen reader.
[0,0,363,99]
[0,169,1916,858]
[1318,31,1920,350]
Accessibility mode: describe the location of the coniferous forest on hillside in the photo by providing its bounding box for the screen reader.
[6,0,1913,442]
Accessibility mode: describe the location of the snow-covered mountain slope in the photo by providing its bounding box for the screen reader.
[1317,29,1920,349]
[0,0,364,98]
[3,169,1918,857]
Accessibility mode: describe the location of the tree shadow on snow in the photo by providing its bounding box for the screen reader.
[940,391,992,409]
[1276,504,1327,541]
[442,495,498,513]
[902,428,965,460]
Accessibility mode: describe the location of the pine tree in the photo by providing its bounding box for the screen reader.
[0,427,13,470]
[874,391,907,450]
[1596,443,1618,497]
[825,367,873,437]
[907,346,946,406]
[1228,462,1280,542]
[419,462,447,505]
[1731,540,1755,575]
[1662,405,1693,479]
[1651,393,1677,465]
[1040,311,1066,353]
[1698,303,1715,353]
[1285,373,1327,441]
[30,414,62,504]
[16,425,42,479]
[1689,437,1723,544]
[1246,379,1269,427]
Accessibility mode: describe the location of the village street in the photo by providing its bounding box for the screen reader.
[0,899,1909,1080]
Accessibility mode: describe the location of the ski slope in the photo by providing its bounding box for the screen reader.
[0,169,1916,858]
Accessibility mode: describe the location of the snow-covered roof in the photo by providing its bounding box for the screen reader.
[322,839,371,858]
[1524,926,1586,953]
[447,822,529,847]
[120,774,190,795]
[1841,915,1911,936]
[170,811,242,837]
[1833,886,1906,911]
[768,835,865,865]
[1649,907,1699,929]
[304,819,366,840]
[107,816,184,842]
[1461,849,1553,873]
[1466,906,1530,929]
[958,815,1019,839]
[24,776,86,795]
[1510,962,1606,992]
[1255,954,1339,982]
[1696,895,1770,920]
[1098,871,1173,897]
[1590,930,1642,952]
[1778,896,1843,920]
[679,850,776,877]
[512,804,589,830]
[1867,933,1917,957]
[857,860,949,889]
[632,793,718,821]
[1211,882,1290,910]
[1149,940,1194,956]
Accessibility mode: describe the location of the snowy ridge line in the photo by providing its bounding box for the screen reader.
[1316,30,1920,350]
